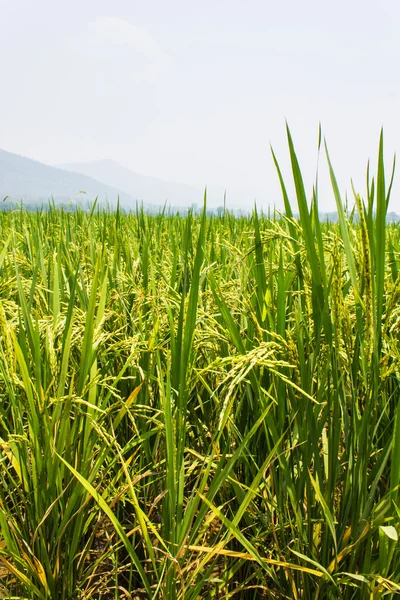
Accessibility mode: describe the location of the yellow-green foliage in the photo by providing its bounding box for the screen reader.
[0,131,400,599]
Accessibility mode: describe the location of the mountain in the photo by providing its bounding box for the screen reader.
[58,159,206,208]
[387,211,400,223]
[0,149,231,212]
[0,149,136,208]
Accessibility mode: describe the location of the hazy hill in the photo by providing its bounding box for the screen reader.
[4,149,399,219]
[58,159,207,208]
[0,149,136,208]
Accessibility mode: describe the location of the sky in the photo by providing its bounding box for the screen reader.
[1,0,400,211]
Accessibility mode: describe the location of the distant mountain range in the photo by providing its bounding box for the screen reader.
[0,148,136,208]
[0,149,207,210]
[58,159,206,208]
[1,148,400,219]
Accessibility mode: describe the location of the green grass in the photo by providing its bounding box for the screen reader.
[1,129,400,598]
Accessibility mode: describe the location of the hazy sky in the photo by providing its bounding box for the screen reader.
[1,0,400,210]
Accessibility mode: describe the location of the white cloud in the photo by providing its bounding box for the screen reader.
[87,16,167,61]
[67,16,170,82]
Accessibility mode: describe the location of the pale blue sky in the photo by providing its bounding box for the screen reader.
[1,0,399,210]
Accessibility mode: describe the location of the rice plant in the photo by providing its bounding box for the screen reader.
[0,128,400,599]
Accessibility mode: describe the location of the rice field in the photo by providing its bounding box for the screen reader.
[1,129,400,599]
